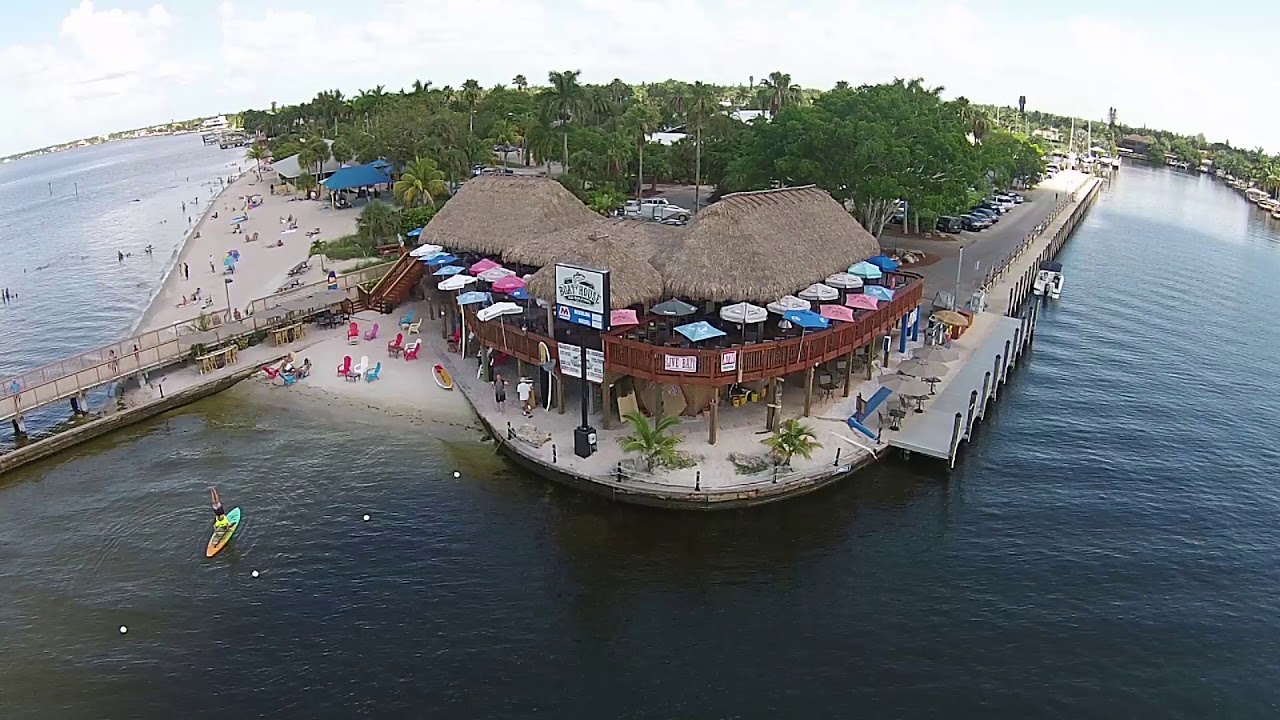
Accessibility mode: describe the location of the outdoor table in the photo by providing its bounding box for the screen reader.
[886,406,907,430]
[271,322,306,346]
[196,345,238,374]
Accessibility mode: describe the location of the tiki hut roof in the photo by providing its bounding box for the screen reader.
[423,175,599,256]
[524,228,667,309]
[649,186,881,303]
[504,218,683,267]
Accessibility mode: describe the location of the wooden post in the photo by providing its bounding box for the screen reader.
[866,342,875,380]
[655,382,664,427]
[966,390,978,436]
[802,365,814,417]
[708,388,720,445]
[517,357,524,379]
[980,371,992,419]
[948,412,964,470]
[1002,340,1012,380]
[843,349,855,397]
[556,369,566,414]
[601,378,613,430]
[992,355,1001,400]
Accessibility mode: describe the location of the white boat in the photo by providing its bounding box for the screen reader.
[1032,261,1064,299]
[1259,198,1280,213]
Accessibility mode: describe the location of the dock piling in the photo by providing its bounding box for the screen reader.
[980,371,991,419]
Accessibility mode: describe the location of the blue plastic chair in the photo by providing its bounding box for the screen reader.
[365,362,382,382]
[399,309,415,328]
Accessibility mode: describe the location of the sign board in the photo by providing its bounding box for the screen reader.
[554,263,610,331]
[720,350,738,373]
[663,354,698,373]
[556,342,604,383]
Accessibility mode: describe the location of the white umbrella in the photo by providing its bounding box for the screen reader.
[880,374,931,398]
[766,295,810,314]
[719,302,767,324]
[409,243,443,258]
[478,266,517,283]
[895,359,945,380]
[438,274,477,291]
[824,272,864,289]
[798,283,839,301]
[477,301,522,321]
[912,345,960,363]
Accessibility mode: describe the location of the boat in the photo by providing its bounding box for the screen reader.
[1272,209,1280,220]
[1259,198,1280,213]
[1245,188,1270,205]
[206,507,241,558]
[1033,261,1064,299]
[433,364,454,390]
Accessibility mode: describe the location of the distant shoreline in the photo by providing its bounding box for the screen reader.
[0,130,203,166]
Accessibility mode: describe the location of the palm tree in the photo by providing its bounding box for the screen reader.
[686,81,718,214]
[541,69,587,173]
[834,80,850,91]
[296,137,329,192]
[512,112,537,166]
[357,201,401,245]
[761,418,821,467]
[460,79,483,135]
[512,74,528,93]
[622,101,660,198]
[955,97,991,144]
[394,157,449,208]
[617,411,683,472]
[757,71,801,115]
[245,143,269,181]
[293,171,317,198]
[488,119,516,167]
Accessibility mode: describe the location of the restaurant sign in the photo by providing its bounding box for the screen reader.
[720,350,737,373]
[557,342,604,383]
[663,354,698,373]
[554,263,610,331]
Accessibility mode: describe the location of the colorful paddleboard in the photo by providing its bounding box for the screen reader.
[206,507,241,558]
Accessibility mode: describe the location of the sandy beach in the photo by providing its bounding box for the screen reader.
[139,170,358,332]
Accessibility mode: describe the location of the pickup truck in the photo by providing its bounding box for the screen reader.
[623,199,691,222]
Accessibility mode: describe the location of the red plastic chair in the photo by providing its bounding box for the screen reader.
[336,355,351,376]
[387,333,404,357]
[261,366,280,380]
[347,322,359,344]
[403,340,421,361]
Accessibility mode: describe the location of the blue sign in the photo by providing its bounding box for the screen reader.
[557,304,604,330]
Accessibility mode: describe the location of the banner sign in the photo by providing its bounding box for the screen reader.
[720,350,738,373]
[663,354,698,373]
[554,264,610,331]
[557,343,604,383]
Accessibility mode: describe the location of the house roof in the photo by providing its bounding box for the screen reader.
[422,175,599,256]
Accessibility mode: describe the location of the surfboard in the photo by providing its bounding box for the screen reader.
[433,364,454,390]
[206,507,241,558]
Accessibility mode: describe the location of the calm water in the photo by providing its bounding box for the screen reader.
[3,163,1280,718]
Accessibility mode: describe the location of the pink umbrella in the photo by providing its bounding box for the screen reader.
[610,308,639,327]
[820,304,857,323]
[469,258,501,274]
[492,275,525,293]
[845,294,879,310]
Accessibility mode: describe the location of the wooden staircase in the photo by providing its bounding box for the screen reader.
[366,250,423,314]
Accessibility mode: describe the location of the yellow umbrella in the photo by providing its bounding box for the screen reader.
[933,310,970,328]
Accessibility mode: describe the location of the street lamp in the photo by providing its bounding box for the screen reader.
[224,277,234,320]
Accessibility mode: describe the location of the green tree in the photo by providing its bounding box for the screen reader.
[685,81,718,213]
[400,205,439,235]
[245,143,269,181]
[293,171,317,197]
[617,411,683,472]
[541,69,587,173]
[296,137,330,185]
[488,119,517,166]
[757,71,801,115]
[622,101,661,197]
[761,418,821,467]
[512,74,528,92]
[394,156,449,208]
[356,201,401,245]
[586,186,627,215]
[460,78,484,135]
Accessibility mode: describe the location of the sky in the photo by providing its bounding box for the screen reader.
[3,0,1279,156]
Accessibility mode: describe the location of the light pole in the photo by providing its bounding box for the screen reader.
[224,277,234,320]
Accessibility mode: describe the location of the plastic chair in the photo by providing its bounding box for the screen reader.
[407,319,423,335]
[348,355,369,381]
[403,340,421,361]
[347,322,359,344]
[363,323,379,341]
[387,333,404,357]
[399,310,415,329]
[365,362,382,382]
[336,355,351,376]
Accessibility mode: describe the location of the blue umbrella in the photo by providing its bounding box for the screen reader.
[865,285,895,302]
[674,320,727,342]
[506,287,531,301]
[456,291,492,306]
[433,265,464,277]
[867,255,900,272]
[782,309,829,329]
[406,227,423,238]
[848,261,883,279]
[426,253,458,267]
[230,215,248,224]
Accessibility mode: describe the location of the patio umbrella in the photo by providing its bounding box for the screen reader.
[766,295,811,314]
[406,228,424,239]
[433,265,464,277]
[477,301,521,321]
[798,283,840,302]
[227,249,240,260]
[865,285,895,302]
[895,358,945,379]
[824,272,864,290]
[408,242,441,258]
[913,345,960,363]
[933,310,970,327]
[674,320,727,343]
[848,261,883,280]
[492,276,525,293]
[426,253,458,267]
[845,294,879,310]
[507,287,531,301]
[819,304,857,323]
[438,274,477,291]
[610,309,639,327]
[469,258,501,274]
[456,291,492,306]
[651,298,697,317]
[782,309,829,329]
[868,255,900,272]
[719,302,767,325]
[478,266,517,283]
[880,374,932,411]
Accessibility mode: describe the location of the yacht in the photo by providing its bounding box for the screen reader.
[1032,261,1064,300]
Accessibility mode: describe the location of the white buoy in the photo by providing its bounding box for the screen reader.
[453,471,460,478]
[119,625,128,634]
[251,570,260,578]
[362,514,370,522]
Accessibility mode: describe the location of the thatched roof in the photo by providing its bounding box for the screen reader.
[524,228,667,309]
[505,218,682,267]
[649,186,880,303]
[423,175,599,256]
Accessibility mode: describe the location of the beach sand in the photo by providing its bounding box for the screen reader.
[139,171,358,332]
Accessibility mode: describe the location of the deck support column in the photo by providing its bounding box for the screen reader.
[966,390,978,437]
[911,306,920,342]
[992,355,1002,400]
[556,370,565,415]
[1002,340,1012,380]
[802,365,815,417]
[708,388,720,445]
[842,349,855,397]
[898,314,909,354]
[948,412,964,470]
[866,342,875,381]
[980,371,992,419]
[765,377,782,431]
[601,374,614,430]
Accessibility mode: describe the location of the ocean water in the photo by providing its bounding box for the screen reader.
[3,162,1280,718]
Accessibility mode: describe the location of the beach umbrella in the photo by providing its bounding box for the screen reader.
[406,228,424,238]
[819,304,857,323]
[798,283,840,302]
[880,374,931,398]
[650,298,697,317]
[848,261,883,279]
[223,254,236,269]
[845,294,879,310]
[478,266,517,283]
[718,302,767,325]
[469,258,501,274]
[865,285,895,302]
[227,249,240,260]
[492,276,525,293]
[433,265,464,277]
[913,345,960,363]
[438,274,477,291]
[610,309,640,327]
[895,359,945,379]
[933,310,970,328]
[230,215,248,224]
[824,272,864,289]
[766,295,810,315]
[476,301,521,321]
[409,242,441,258]
[507,287,531,301]
[456,291,492,306]
[868,255,900,272]
[674,320,727,343]
[782,309,829,329]
[426,253,458,267]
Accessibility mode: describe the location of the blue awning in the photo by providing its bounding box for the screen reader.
[322,163,392,191]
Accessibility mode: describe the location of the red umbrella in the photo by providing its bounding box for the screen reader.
[492,276,525,293]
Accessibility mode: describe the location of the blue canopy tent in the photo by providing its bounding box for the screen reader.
[675,320,727,343]
[868,255,900,272]
[322,163,392,192]
[506,287,531,301]
[433,265,464,277]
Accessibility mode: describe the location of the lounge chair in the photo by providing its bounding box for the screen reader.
[347,322,359,344]
[364,323,379,341]
[387,333,404,357]
[261,366,280,380]
[365,362,381,382]
[336,355,352,377]
[348,355,369,382]
[403,339,421,361]
[399,310,415,329]
[282,372,298,387]
[407,318,423,335]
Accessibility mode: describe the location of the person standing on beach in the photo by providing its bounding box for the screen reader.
[493,373,507,414]
[209,256,215,274]
[517,377,533,417]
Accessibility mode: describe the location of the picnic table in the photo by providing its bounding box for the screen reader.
[196,345,238,374]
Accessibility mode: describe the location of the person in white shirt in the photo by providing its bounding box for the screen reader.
[516,378,533,417]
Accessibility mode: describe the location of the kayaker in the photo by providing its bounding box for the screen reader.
[210,487,229,528]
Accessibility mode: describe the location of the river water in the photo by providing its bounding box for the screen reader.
[3,160,1280,718]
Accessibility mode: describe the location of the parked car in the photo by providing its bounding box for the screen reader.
[960,213,990,231]
[1005,192,1025,204]
[624,199,691,222]
[935,215,964,233]
[970,207,999,223]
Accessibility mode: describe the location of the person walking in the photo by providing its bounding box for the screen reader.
[209,256,215,274]
[493,373,507,414]
[517,377,533,417]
